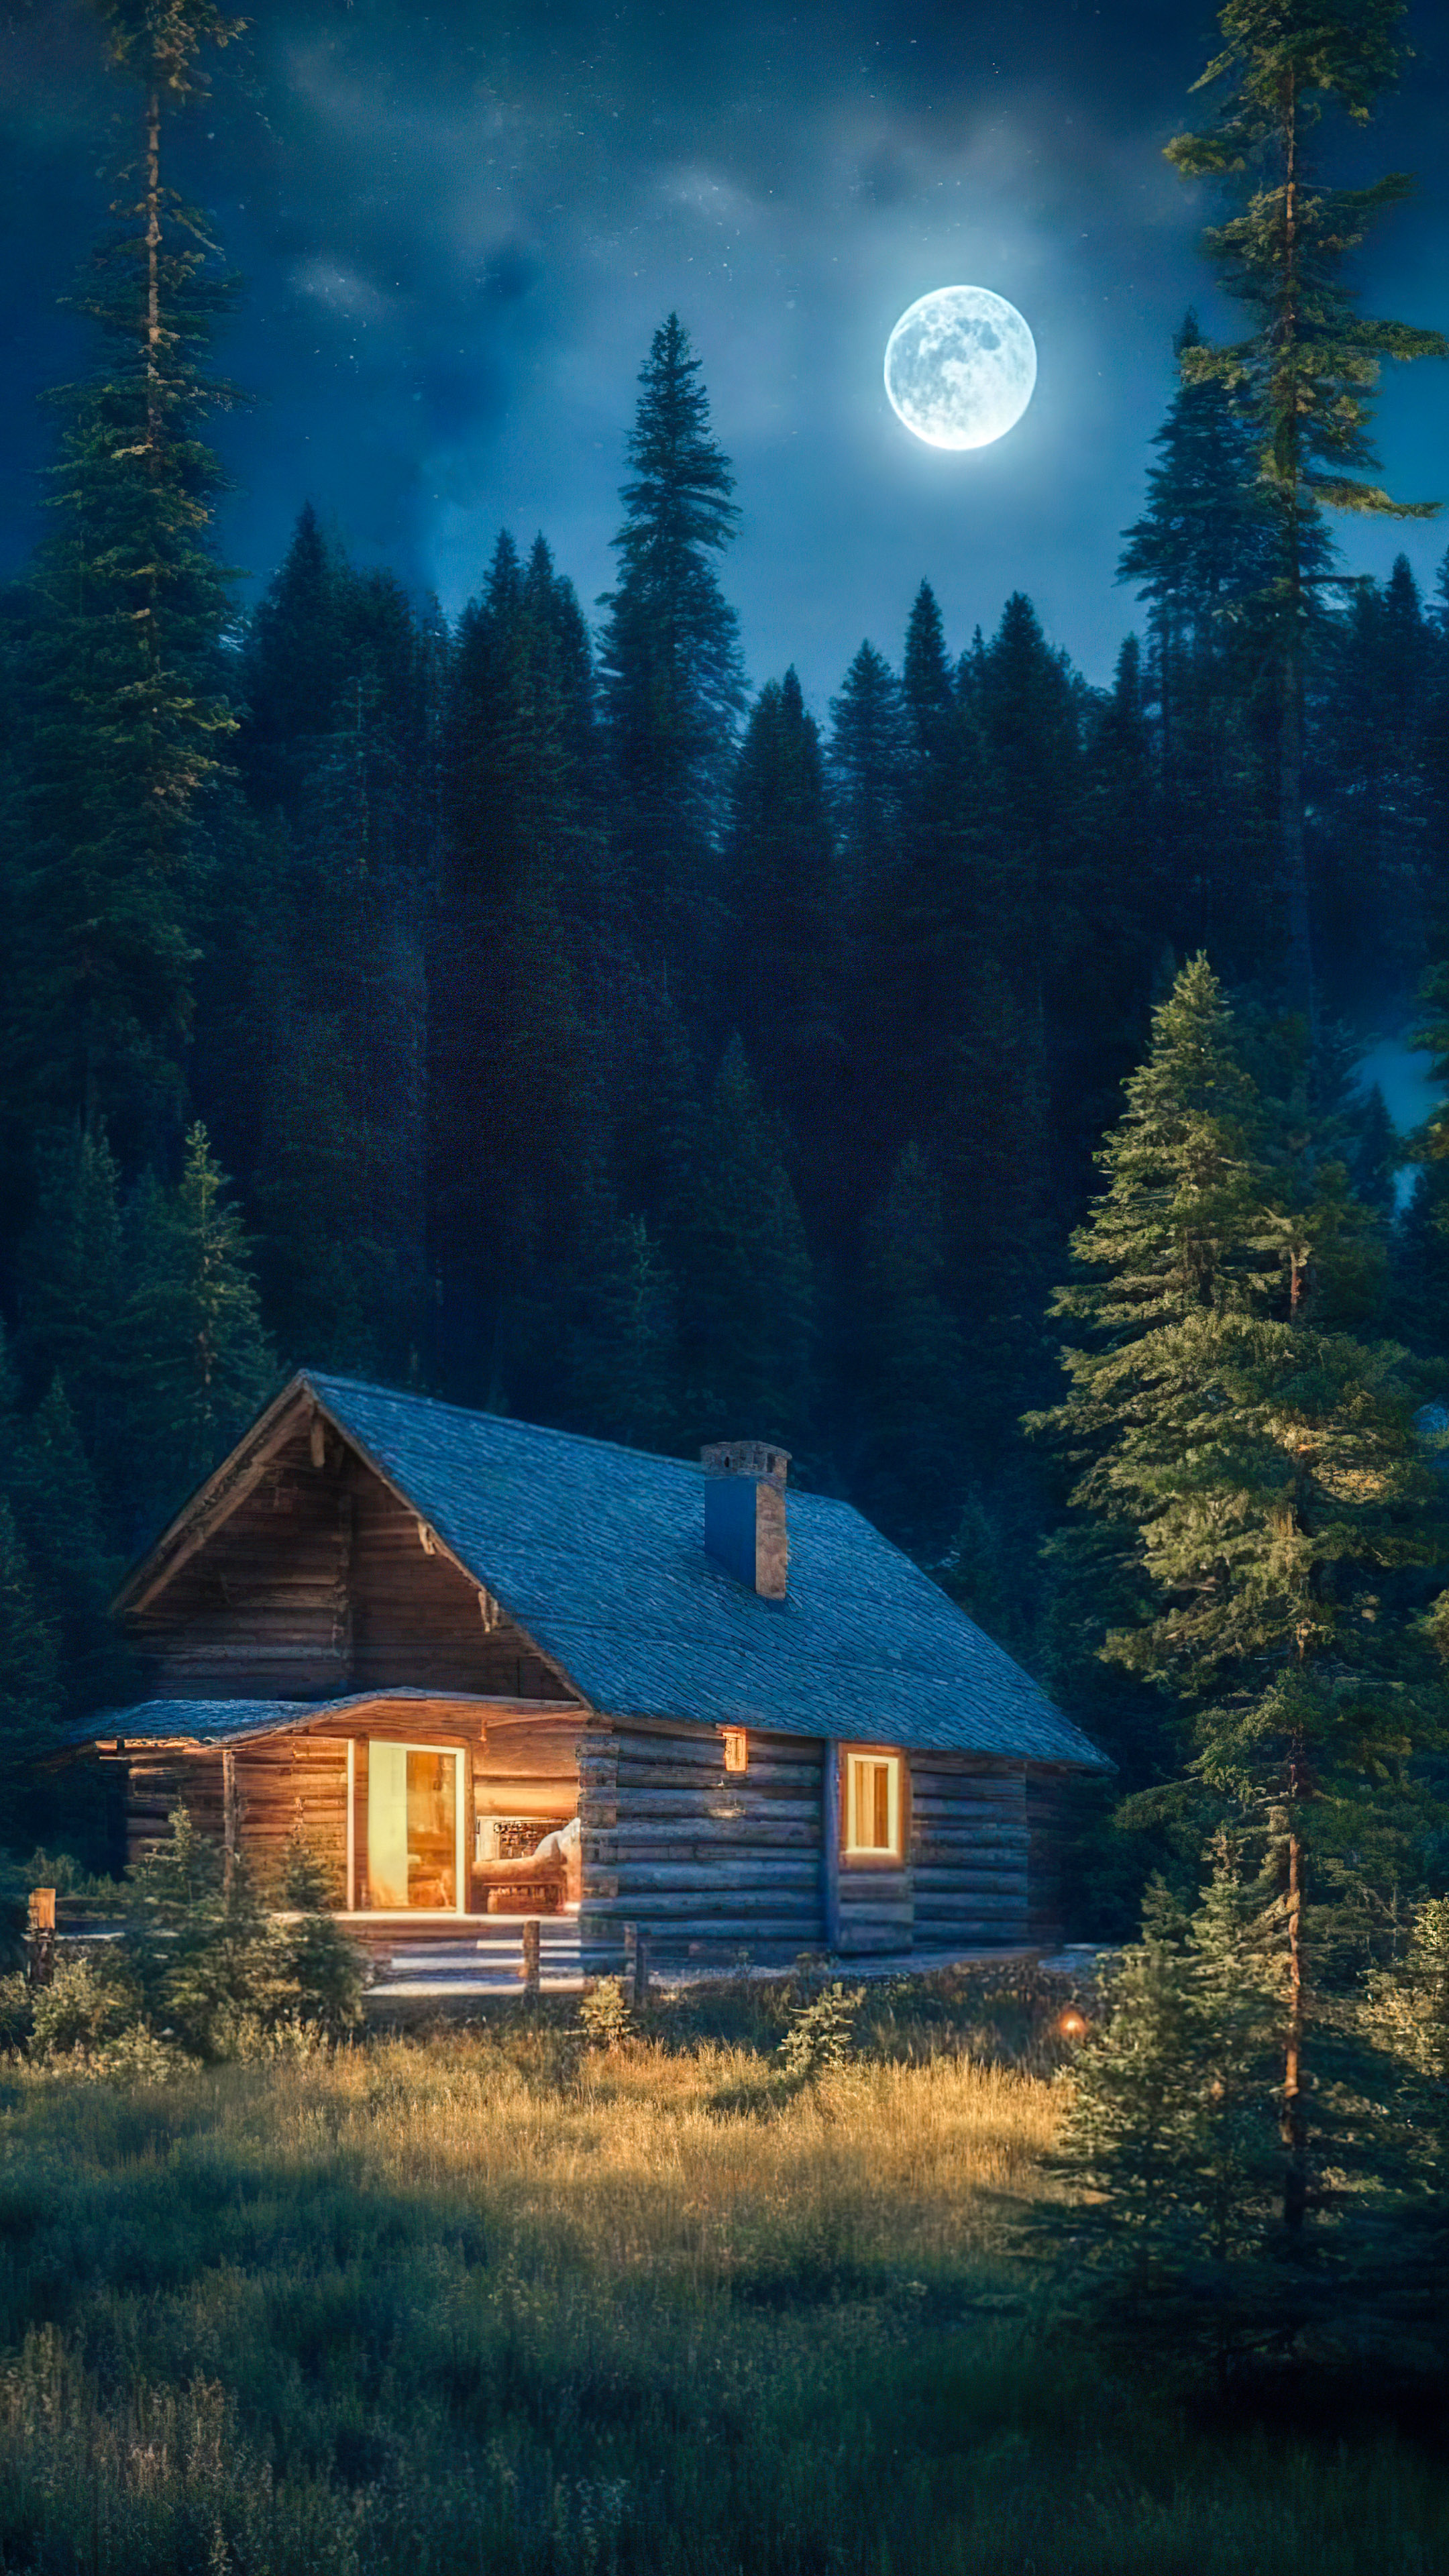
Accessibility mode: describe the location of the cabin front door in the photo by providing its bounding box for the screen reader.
[366,1743,466,1911]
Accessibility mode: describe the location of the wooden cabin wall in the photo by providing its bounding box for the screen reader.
[127,1424,567,1703]
[129,1432,352,1695]
[909,1760,1029,1949]
[121,1747,225,1869]
[576,1723,826,1968]
[1025,1770,1085,1949]
[345,1471,561,1697]
[474,1711,580,1827]
[835,1767,914,1957]
[233,1734,349,1901]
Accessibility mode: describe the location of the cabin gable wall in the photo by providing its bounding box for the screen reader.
[126,1425,566,1702]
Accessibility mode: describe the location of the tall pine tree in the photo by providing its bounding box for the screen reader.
[1167,0,1447,1013]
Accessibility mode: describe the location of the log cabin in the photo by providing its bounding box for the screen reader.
[68,1372,1110,1964]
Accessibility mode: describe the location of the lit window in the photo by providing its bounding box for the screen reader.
[722,1728,749,1775]
[844,1750,903,1858]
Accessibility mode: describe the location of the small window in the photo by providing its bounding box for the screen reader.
[844,1750,903,1859]
[722,1728,749,1775]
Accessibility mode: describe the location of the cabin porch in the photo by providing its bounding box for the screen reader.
[99,1694,587,1923]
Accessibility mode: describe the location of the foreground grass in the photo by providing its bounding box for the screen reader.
[0,1992,1445,2573]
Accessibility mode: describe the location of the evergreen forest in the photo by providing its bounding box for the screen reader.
[7,0,1449,1973]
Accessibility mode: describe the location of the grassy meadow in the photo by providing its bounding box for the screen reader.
[0,1977,1446,2575]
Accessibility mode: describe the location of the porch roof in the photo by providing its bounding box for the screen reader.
[71,1688,515,1750]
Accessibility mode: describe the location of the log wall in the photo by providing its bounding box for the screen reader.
[129,1446,353,1695]
[347,1471,561,1697]
[909,1759,1030,1949]
[118,1733,348,1899]
[128,1424,567,1703]
[576,1721,828,1968]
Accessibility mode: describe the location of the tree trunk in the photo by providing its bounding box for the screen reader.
[1281,1818,1308,2229]
[146,79,162,456]
[1281,627,1313,1024]
[1277,68,1315,1026]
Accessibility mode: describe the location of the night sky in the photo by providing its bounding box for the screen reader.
[7,0,1449,703]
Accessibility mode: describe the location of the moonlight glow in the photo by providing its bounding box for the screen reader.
[884,286,1037,451]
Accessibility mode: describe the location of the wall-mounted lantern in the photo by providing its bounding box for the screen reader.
[722,1727,749,1775]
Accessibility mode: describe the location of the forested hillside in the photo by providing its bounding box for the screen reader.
[5,0,1449,1929]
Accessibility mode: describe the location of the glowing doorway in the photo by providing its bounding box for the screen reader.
[367,1743,464,1911]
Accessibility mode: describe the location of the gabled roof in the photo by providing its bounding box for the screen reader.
[152,1372,1098,1768]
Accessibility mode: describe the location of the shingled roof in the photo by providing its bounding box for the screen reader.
[255,1374,1102,1768]
[97,1373,1106,1768]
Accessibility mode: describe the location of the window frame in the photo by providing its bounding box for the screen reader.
[839,1743,909,1868]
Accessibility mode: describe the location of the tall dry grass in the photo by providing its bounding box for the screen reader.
[0,2006,1444,2573]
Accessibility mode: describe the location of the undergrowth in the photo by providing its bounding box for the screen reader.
[0,2000,1443,2573]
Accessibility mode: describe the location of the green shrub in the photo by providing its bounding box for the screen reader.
[777,1980,865,2082]
[29,1957,138,2060]
[578,1976,634,2049]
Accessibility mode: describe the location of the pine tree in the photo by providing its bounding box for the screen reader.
[9,0,247,1159]
[1070,636,1165,1176]
[851,1142,967,1550]
[1044,1864,1286,2383]
[1034,957,1448,2237]
[1351,1081,1401,1227]
[117,1122,274,1542]
[1318,555,1434,1008]
[826,639,906,915]
[1119,319,1280,984]
[1167,0,1448,1014]
[555,1193,680,1451]
[233,520,443,1376]
[0,1495,61,1753]
[1,1377,126,1717]
[725,669,844,1227]
[598,315,745,1006]
[670,1036,814,1453]
[429,529,602,1406]
[13,1124,125,1456]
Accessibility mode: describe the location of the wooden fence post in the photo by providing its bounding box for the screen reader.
[25,1888,56,1990]
[521,1917,541,1998]
[222,1749,239,1896]
[625,1921,651,2010]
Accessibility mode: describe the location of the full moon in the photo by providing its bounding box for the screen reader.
[883,286,1037,451]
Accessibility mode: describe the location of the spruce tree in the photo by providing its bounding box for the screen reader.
[1,1377,126,1717]
[669,1036,814,1453]
[1035,957,1448,2236]
[117,1122,274,1541]
[1167,0,1448,1013]
[725,669,844,1228]
[430,529,602,1407]
[1045,1864,1285,2381]
[598,315,745,1006]
[851,1142,967,1550]
[0,1495,61,1753]
[11,0,246,1157]
[826,639,906,914]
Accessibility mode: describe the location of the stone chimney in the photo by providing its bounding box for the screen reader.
[701,1439,790,1600]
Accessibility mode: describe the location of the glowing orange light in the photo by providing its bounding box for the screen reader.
[722,1728,749,1776]
[1058,2010,1088,2039]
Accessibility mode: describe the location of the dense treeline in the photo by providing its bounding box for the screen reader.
[5,0,1449,1932]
